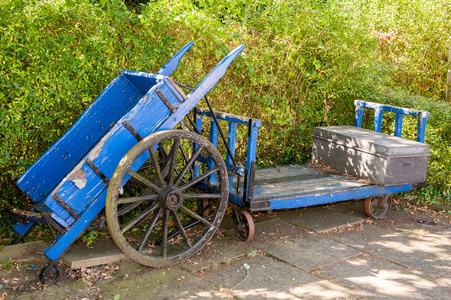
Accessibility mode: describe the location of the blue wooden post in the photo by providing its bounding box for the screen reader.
[244,120,259,200]
[193,112,203,178]
[209,118,219,185]
[226,122,238,191]
[394,112,404,137]
[417,112,428,143]
[374,108,383,132]
[355,100,364,127]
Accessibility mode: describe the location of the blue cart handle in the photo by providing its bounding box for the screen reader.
[354,100,430,143]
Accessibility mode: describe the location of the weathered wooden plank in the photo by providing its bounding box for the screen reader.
[244,164,413,211]
[267,184,412,211]
[252,174,366,200]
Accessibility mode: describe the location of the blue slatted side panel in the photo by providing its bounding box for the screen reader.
[16,75,142,203]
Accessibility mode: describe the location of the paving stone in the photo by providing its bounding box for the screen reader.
[256,229,361,271]
[282,206,366,233]
[98,267,229,299]
[325,199,369,219]
[0,241,47,263]
[18,281,86,300]
[249,217,309,243]
[312,255,449,299]
[181,235,254,273]
[370,208,451,233]
[199,253,355,300]
[326,224,451,277]
[63,238,127,269]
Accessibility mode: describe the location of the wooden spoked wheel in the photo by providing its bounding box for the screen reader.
[106,130,229,267]
[364,194,392,219]
[233,210,255,242]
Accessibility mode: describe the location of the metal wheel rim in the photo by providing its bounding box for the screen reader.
[106,130,228,267]
[234,210,255,242]
[364,194,392,219]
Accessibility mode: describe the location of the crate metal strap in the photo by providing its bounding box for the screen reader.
[53,194,81,220]
[85,159,110,185]
[122,120,143,141]
[156,89,177,113]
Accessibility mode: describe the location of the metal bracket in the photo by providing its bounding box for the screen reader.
[156,89,177,113]
[85,159,110,185]
[122,120,143,141]
[53,194,80,220]
[166,77,187,101]
[247,161,256,200]
[42,212,66,234]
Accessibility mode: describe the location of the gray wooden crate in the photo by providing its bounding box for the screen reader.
[311,125,430,186]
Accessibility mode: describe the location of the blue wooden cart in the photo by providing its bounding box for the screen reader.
[6,41,430,283]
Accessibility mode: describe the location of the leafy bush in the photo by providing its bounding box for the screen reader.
[1,0,450,232]
[348,0,451,99]
[0,0,186,210]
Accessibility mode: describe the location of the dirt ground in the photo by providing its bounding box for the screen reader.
[1,198,450,299]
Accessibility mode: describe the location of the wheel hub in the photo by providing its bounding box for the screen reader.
[160,187,184,210]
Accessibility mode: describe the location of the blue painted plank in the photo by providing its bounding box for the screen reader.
[394,112,404,137]
[268,183,412,211]
[156,41,194,76]
[228,164,413,211]
[44,188,107,261]
[208,119,219,184]
[374,108,383,132]
[226,122,238,190]
[244,121,259,200]
[16,76,141,203]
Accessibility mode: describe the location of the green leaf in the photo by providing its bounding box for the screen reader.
[214,50,223,60]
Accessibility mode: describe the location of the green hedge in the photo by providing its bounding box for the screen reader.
[1,0,450,228]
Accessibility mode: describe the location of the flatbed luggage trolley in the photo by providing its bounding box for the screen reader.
[224,100,431,242]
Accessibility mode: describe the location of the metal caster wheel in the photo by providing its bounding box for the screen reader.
[233,209,255,242]
[364,194,392,219]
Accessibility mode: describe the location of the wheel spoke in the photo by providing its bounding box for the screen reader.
[181,205,212,227]
[121,202,160,234]
[161,209,169,258]
[174,146,203,187]
[179,167,219,191]
[167,138,180,186]
[116,194,159,205]
[171,210,192,248]
[138,163,153,171]
[179,143,194,181]
[148,146,165,187]
[127,169,161,194]
[138,207,162,253]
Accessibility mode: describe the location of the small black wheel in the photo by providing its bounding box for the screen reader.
[39,261,61,285]
[233,210,255,242]
[106,130,228,267]
[364,194,392,219]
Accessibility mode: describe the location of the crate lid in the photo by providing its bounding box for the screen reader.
[312,125,430,157]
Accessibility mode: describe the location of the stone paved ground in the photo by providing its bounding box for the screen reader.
[1,200,450,299]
